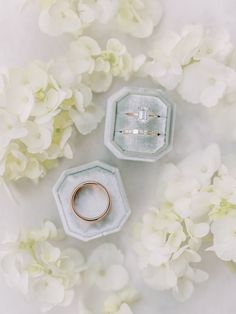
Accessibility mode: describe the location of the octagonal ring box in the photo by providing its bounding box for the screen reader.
[104,87,175,162]
[53,161,131,241]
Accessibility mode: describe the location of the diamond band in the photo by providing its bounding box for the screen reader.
[117,129,162,136]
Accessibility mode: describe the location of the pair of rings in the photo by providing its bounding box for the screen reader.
[124,106,163,123]
[71,181,111,222]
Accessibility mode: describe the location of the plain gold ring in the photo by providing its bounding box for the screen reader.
[71,181,111,222]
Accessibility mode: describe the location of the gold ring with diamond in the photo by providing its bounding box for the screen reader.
[124,107,162,123]
[117,129,163,136]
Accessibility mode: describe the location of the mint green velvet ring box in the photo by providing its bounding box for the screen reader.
[104,87,175,162]
[53,161,131,241]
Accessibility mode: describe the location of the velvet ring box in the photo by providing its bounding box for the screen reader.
[104,87,175,162]
[53,161,131,241]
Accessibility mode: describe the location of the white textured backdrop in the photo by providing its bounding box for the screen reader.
[0,1,236,313]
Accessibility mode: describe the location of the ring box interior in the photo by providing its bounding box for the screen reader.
[104,87,175,162]
[53,161,131,241]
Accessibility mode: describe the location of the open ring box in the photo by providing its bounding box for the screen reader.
[53,161,131,241]
[104,87,175,162]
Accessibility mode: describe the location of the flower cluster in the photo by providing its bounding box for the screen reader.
[0,36,140,182]
[207,166,236,262]
[0,60,103,181]
[133,208,209,301]
[143,24,236,107]
[0,221,86,312]
[79,243,139,314]
[0,222,138,313]
[38,0,162,38]
[133,144,236,301]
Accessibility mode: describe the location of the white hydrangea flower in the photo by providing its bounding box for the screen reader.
[0,58,104,181]
[164,174,201,219]
[0,110,27,148]
[172,258,208,302]
[102,39,133,80]
[83,69,113,93]
[204,165,236,262]
[132,145,227,302]
[144,31,183,90]
[172,24,204,65]
[141,246,208,300]
[1,83,34,123]
[78,288,138,314]
[92,0,117,24]
[85,243,129,291]
[102,288,139,314]
[144,25,203,90]
[21,121,53,154]
[152,144,236,269]
[207,166,236,220]
[67,36,101,75]
[133,208,186,269]
[82,38,134,92]
[178,58,236,107]
[0,36,135,182]
[155,145,221,220]
[0,249,31,294]
[39,0,95,36]
[116,0,162,38]
[178,144,221,187]
[0,143,45,181]
[209,213,236,262]
[0,221,86,312]
[38,0,118,37]
[185,219,209,250]
[194,29,233,62]
[143,24,235,106]
[68,84,104,134]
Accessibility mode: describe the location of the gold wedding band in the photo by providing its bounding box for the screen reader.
[71,181,111,222]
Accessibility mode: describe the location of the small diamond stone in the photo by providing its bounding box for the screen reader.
[138,107,149,122]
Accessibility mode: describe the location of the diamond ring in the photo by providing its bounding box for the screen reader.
[125,106,162,123]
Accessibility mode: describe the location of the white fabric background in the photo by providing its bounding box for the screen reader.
[0,1,236,313]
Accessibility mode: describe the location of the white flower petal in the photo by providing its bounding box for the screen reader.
[69,103,104,135]
[187,220,209,238]
[1,252,29,295]
[39,1,82,36]
[178,58,236,107]
[116,0,162,38]
[32,276,65,309]
[142,264,177,290]
[78,301,93,314]
[96,265,129,291]
[173,278,194,302]
[38,241,61,264]
[117,303,133,314]
[27,62,48,93]
[21,121,53,154]
[84,71,113,93]
[178,144,221,187]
